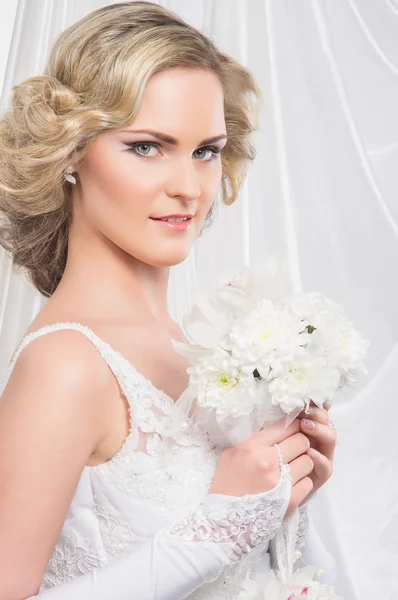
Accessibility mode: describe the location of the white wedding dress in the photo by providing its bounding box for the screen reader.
[1,322,337,599]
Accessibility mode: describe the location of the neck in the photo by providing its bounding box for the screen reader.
[50,230,173,327]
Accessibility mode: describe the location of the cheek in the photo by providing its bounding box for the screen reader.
[105,158,157,202]
[85,155,164,221]
[200,163,223,207]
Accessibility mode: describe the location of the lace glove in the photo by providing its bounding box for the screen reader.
[295,492,317,552]
[26,464,291,600]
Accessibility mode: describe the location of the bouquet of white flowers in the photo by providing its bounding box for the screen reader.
[173,256,368,599]
[173,256,369,446]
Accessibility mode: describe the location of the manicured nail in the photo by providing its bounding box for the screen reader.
[308,448,320,459]
[303,419,316,430]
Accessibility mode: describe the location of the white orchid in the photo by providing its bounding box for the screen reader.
[237,567,342,600]
[179,255,292,351]
[236,573,265,600]
[280,292,344,325]
[264,566,342,599]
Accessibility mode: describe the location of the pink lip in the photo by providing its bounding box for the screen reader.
[150,216,193,232]
[151,214,194,219]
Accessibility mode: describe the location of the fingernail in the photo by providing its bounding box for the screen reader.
[303,419,316,430]
[308,448,320,459]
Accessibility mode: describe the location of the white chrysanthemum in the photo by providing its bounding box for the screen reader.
[228,299,311,379]
[307,322,369,387]
[188,347,264,418]
[281,293,369,387]
[268,354,341,413]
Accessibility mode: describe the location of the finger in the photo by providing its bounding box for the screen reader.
[277,432,310,464]
[296,406,329,426]
[306,448,333,486]
[300,419,337,460]
[286,476,314,517]
[250,418,301,447]
[288,453,314,485]
[313,399,331,411]
[274,418,302,442]
[297,400,328,416]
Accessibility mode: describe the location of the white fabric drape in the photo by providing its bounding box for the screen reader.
[0,1,397,598]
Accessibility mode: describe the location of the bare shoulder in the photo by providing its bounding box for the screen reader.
[0,328,117,598]
[6,324,112,381]
[1,327,117,446]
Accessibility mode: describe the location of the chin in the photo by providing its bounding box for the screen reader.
[147,237,197,267]
[132,244,193,268]
[151,251,191,267]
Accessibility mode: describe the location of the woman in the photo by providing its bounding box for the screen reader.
[0,2,337,599]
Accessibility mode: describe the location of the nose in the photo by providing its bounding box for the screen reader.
[166,157,201,201]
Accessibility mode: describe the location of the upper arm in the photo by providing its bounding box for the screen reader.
[0,331,115,600]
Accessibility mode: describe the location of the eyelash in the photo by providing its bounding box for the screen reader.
[125,142,222,162]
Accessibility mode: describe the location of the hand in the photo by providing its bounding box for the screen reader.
[209,418,315,517]
[297,401,337,501]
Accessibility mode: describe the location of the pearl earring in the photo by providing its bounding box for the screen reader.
[64,165,77,185]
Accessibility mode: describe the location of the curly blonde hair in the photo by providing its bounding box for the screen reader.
[0,1,262,298]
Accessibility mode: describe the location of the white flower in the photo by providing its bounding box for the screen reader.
[281,292,370,388]
[268,354,341,413]
[280,293,344,326]
[261,567,342,600]
[229,299,310,379]
[179,255,291,350]
[236,574,264,600]
[188,347,265,419]
[218,255,291,304]
[307,322,369,387]
[173,261,370,439]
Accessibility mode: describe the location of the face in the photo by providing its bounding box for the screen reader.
[72,67,227,267]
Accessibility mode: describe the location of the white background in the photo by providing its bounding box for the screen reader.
[0,0,18,97]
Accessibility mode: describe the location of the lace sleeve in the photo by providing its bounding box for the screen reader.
[295,502,310,551]
[166,469,290,562]
[28,465,291,600]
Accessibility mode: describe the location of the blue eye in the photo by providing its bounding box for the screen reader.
[193,147,221,161]
[124,142,221,161]
[126,143,159,157]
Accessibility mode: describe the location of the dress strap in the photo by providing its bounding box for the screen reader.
[0,322,130,398]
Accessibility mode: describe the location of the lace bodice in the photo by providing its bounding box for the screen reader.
[0,322,311,598]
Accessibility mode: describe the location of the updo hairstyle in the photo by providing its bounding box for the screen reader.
[0,1,262,297]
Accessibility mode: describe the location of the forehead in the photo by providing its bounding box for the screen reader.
[130,68,226,138]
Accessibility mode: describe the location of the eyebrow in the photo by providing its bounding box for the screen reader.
[120,128,228,146]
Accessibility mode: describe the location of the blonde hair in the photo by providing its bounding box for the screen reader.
[0,1,262,298]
